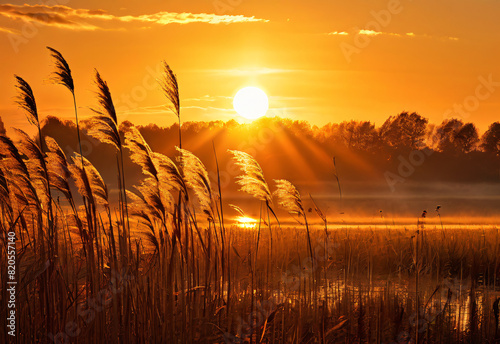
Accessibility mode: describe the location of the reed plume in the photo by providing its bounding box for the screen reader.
[45,136,71,198]
[69,153,109,208]
[13,76,51,188]
[126,159,183,227]
[94,69,117,123]
[87,114,121,151]
[87,69,130,247]
[123,123,158,179]
[176,147,213,217]
[122,123,165,217]
[273,179,304,216]
[13,77,56,268]
[46,47,74,93]
[228,150,272,203]
[86,70,121,150]
[46,47,87,167]
[153,152,187,197]
[0,135,39,210]
[0,134,30,179]
[160,61,181,147]
[14,76,38,127]
[12,128,49,203]
[126,187,164,224]
[0,132,41,211]
[7,174,41,211]
[160,62,180,118]
[133,180,165,221]
[123,123,186,214]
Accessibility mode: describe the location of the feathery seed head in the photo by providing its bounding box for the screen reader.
[152,152,186,197]
[86,70,121,150]
[93,69,117,123]
[14,76,38,126]
[47,46,74,93]
[45,136,72,198]
[70,153,108,207]
[274,179,303,216]
[228,149,272,203]
[123,124,158,179]
[86,115,121,151]
[176,147,212,213]
[160,61,180,118]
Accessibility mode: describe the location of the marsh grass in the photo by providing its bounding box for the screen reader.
[0,54,499,344]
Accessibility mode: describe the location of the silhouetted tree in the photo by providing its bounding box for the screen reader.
[379,112,428,150]
[38,113,500,186]
[336,120,379,151]
[481,122,500,156]
[454,123,479,153]
[435,119,464,152]
[434,119,479,153]
[315,122,341,145]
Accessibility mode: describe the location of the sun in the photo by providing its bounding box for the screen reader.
[233,86,269,120]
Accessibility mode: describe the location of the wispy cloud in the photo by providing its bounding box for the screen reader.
[0,4,100,30]
[327,29,459,41]
[327,31,348,36]
[184,95,232,103]
[117,12,268,25]
[0,4,268,32]
[0,25,18,34]
[359,29,385,36]
[184,105,235,113]
[201,67,296,77]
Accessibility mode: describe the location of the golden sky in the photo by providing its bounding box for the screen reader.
[1,0,499,133]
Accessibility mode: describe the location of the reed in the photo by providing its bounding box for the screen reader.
[160,61,181,147]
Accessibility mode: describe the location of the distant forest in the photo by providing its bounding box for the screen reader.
[2,111,500,194]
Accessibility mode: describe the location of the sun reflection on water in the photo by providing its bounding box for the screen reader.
[235,216,258,229]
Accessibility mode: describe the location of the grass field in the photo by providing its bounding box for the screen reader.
[2,214,500,343]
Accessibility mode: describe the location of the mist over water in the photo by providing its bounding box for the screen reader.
[223,180,500,227]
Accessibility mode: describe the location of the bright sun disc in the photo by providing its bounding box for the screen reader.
[233,87,269,119]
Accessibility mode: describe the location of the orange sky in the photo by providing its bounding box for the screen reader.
[1,0,499,134]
